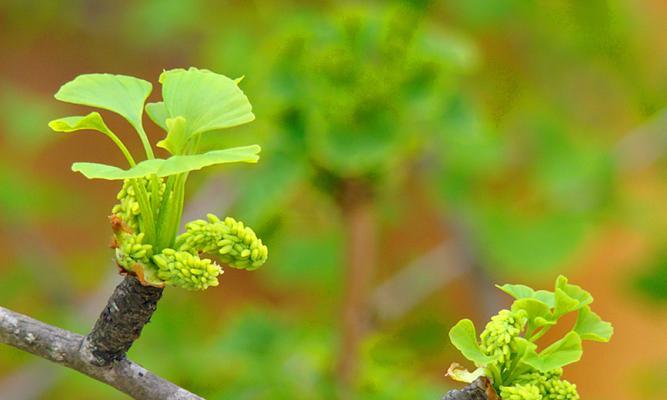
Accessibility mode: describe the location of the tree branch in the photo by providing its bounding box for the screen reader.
[443,378,495,400]
[0,290,202,399]
[336,179,376,395]
[83,276,163,365]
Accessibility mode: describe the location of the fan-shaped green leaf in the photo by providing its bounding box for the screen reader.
[49,112,113,136]
[48,112,135,165]
[449,319,499,367]
[157,117,188,155]
[155,68,254,153]
[511,298,554,333]
[574,305,613,342]
[521,332,582,372]
[496,283,555,309]
[72,145,261,180]
[146,101,168,130]
[54,73,152,132]
[555,275,593,308]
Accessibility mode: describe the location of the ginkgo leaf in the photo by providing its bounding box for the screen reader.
[146,101,168,130]
[555,275,593,309]
[574,305,613,342]
[48,112,135,165]
[511,298,554,333]
[496,283,555,309]
[72,145,261,180]
[449,319,499,367]
[521,331,583,372]
[157,117,188,155]
[155,68,255,153]
[54,73,152,133]
[49,112,113,135]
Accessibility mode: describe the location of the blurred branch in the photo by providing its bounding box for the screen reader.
[372,217,503,324]
[615,109,667,172]
[0,304,202,400]
[372,240,467,322]
[336,179,376,397]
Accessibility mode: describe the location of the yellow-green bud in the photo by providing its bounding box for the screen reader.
[515,369,579,400]
[480,309,526,369]
[152,248,223,291]
[177,214,268,270]
[499,383,542,400]
[111,178,165,232]
[115,232,153,271]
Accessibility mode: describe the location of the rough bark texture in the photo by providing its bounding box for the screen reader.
[83,275,163,365]
[443,378,493,400]
[336,179,376,396]
[0,304,202,400]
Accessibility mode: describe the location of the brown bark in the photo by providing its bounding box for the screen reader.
[83,275,163,365]
[443,377,496,400]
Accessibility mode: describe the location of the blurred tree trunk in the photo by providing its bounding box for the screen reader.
[336,179,376,397]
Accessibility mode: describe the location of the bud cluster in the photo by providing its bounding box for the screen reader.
[152,248,222,291]
[515,369,579,400]
[480,309,527,369]
[499,383,542,400]
[177,214,268,270]
[110,180,267,290]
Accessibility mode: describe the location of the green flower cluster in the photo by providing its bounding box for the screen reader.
[479,310,580,400]
[514,369,579,400]
[499,383,541,400]
[176,214,268,270]
[480,309,527,369]
[115,231,153,270]
[152,249,222,291]
[111,180,267,290]
[111,179,144,232]
[448,277,612,400]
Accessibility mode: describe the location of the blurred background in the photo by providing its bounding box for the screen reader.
[1,0,667,399]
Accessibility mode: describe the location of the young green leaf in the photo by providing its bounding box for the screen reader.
[554,288,581,318]
[54,73,154,157]
[511,298,553,333]
[157,117,188,155]
[156,68,255,153]
[72,145,261,180]
[449,319,500,367]
[145,101,168,130]
[574,305,613,342]
[521,332,582,372]
[555,275,593,309]
[54,73,152,133]
[496,283,555,308]
[48,112,135,165]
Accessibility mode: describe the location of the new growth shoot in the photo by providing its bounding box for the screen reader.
[49,68,268,290]
[448,276,613,399]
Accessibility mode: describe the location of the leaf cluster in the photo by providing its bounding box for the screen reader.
[448,276,612,396]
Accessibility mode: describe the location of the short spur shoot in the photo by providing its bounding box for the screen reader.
[446,276,613,400]
[50,67,268,289]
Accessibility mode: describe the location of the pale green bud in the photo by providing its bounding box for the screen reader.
[176,214,268,270]
[152,249,222,291]
[499,383,542,400]
[480,309,526,369]
[115,232,153,271]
